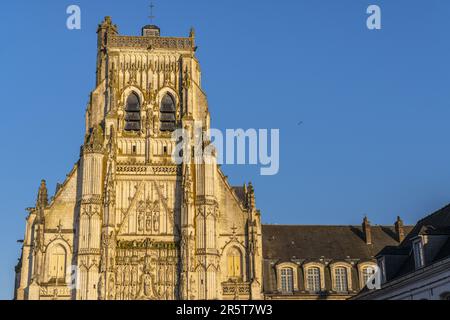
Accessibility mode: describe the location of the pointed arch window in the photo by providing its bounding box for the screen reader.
[125,92,141,131]
[198,267,206,300]
[49,245,66,284]
[160,93,176,132]
[227,247,242,280]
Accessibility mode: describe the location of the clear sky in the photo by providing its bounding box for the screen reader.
[1,0,450,299]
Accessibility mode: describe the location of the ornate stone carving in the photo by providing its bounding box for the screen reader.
[84,125,104,154]
[15,16,264,302]
[108,35,194,51]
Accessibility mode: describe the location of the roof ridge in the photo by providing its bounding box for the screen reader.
[416,202,450,223]
[262,224,410,227]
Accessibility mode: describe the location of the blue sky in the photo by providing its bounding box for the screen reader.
[1,0,450,299]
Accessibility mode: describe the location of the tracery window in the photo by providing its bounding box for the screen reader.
[160,93,176,132]
[49,245,66,284]
[227,247,242,280]
[124,92,141,131]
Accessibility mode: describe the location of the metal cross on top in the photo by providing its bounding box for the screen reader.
[149,2,156,24]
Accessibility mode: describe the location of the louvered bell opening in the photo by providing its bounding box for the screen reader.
[161,96,176,113]
[160,112,176,131]
[125,112,141,121]
[125,121,141,131]
[125,92,141,131]
[126,103,140,112]
[159,93,177,132]
[160,121,176,132]
[160,113,176,122]
[126,93,140,111]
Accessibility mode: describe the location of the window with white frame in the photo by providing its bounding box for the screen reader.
[362,266,376,287]
[334,267,348,292]
[413,240,424,269]
[280,267,294,293]
[306,267,321,292]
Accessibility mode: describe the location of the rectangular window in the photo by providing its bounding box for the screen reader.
[307,268,321,293]
[414,240,424,269]
[335,267,348,292]
[280,268,293,293]
[362,266,375,287]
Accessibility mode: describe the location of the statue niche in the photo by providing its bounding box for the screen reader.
[135,199,161,235]
[137,261,159,300]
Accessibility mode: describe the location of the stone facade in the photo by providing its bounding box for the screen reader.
[14,18,263,301]
[14,17,414,301]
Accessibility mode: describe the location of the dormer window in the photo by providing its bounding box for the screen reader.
[160,93,176,132]
[125,92,141,132]
[276,263,298,293]
[362,266,376,287]
[413,239,425,269]
[334,267,348,292]
[280,268,294,293]
[306,267,321,293]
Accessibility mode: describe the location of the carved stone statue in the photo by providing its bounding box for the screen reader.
[146,212,152,231]
[137,211,144,231]
[108,275,115,300]
[137,271,158,300]
[98,275,105,300]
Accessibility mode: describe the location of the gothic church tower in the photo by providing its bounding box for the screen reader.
[14,17,263,300]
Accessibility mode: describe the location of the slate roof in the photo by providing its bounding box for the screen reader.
[382,204,450,280]
[232,186,246,204]
[262,224,413,261]
[434,237,450,261]
[400,204,450,247]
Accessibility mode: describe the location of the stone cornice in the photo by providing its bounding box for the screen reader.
[107,35,194,51]
[116,164,181,175]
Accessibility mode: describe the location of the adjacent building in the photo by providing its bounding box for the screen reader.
[354,205,450,300]
[262,218,411,300]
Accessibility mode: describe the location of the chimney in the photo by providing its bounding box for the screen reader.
[395,216,405,243]
[362,216,372,245]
